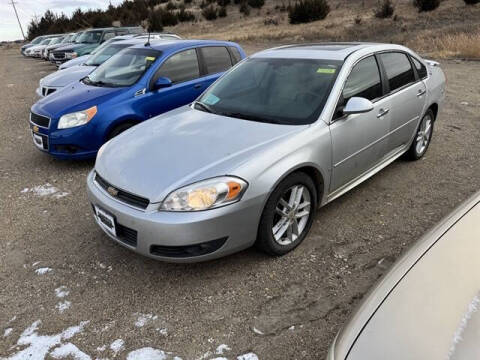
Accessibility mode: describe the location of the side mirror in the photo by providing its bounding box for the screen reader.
[153,76,172,90]
[343,97,374,115]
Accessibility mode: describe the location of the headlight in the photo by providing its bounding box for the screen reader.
[58,106,97,129]
[65,52,77,59]
[160,176,248,211]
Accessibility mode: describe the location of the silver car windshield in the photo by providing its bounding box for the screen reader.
[84,48,160,87]
[85,43,133,67]
[196,57,342,125]
[77,31,103,44]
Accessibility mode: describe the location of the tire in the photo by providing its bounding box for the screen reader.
[405,110,434,160]
[256,172,318,256]
[107,122,136,141]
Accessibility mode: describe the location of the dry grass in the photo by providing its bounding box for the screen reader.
[166,0,480,58]
[411,31,480,59]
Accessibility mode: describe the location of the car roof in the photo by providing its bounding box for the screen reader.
[129,39,238,52]
[253,42,384,61]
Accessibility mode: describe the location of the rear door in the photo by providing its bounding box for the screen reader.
[330,55,391,192]
[378,52,427,153]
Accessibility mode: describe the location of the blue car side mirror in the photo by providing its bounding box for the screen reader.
[153,76,172,90]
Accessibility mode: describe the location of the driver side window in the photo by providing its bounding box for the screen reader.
[334,56,382,119]
[155,49,200,84]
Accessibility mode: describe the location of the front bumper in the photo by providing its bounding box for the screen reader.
[86,170,264,262]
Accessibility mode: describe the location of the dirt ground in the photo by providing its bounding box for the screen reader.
[0,45,479,360]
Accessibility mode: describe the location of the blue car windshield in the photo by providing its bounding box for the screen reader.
[196,57,342,125]
[77,31,103,44]
[84,48,161,87]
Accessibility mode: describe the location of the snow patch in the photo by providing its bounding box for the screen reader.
[126,347,168,360]
[56,301,71,313]
[50,343,91,360]
[35,267,52,275]
[22,184,69,198]
[110,339,125,355]
[4,328,13,337]
[252,327,264,335]
[3,320,89,360]
[55,286,70,298]
[216,344,231,355]
[134,313,158,328]
[237,353,259,360]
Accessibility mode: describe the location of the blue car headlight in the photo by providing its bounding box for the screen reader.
[58,106,97,129]
[160,176,248,211]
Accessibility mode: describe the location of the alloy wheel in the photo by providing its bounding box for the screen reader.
[272,185,312,246]
[415,115,433,155]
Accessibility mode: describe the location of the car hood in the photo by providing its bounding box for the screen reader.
[340,197,480,360]
[32,81,127,120]
[54,43,87,52]
[41,65,96,87]
[59,55,90,69]
[96,107,307,203]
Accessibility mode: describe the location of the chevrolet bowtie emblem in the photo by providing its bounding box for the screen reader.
[33,125,39,133]
[107,186,118,197]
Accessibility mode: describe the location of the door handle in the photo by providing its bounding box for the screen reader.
[194,83,203,89]
[377,108,390,118]
[417,89,426,97]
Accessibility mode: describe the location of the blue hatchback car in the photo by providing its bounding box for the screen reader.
[29,40,246,159]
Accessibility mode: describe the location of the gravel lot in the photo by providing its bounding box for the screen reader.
[1,45,479,360]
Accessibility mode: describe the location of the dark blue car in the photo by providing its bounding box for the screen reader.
[30,40,246,159]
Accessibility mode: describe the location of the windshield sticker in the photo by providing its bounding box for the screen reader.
[145,56,156,62]
[316,68,336,74]
[203,93,220,105]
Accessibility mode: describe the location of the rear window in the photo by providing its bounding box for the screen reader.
[201,46,232,75]
[379,52,416,92]
[411,56,428,79]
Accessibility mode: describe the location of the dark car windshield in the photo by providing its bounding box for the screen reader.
[40,39,52,45]
[50,37,63,45]
[84,48,161,87]
[85,43,134,66]
[61,34,73,43]
[196,57,342,125]
[31,37,45,44]
[73,33,83,43]
[77,31,103,44]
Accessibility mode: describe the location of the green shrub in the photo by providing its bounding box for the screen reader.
[288,0,329,24]
[218,6,228,16]
[217,0,231,6]
[239,2,251,14]
[248,0,264,8]
[184,0,193,3]
[413,0,440,12]
[375,0,394,18]
[148,9,164,31]
[464,0,480,4]
[166,1,177,9]
[202,5,218,19]
[178,7,196,21]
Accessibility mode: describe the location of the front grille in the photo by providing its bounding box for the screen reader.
[42,87,56,96]
[52,52,65,59]
[95,173,150,210]
[117,223,138,247]
[30,112,50,128]
[150,237,227,258]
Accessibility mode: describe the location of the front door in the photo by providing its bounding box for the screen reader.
[330,55,391,192]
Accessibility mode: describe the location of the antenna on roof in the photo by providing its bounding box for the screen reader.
[145,30,150,47]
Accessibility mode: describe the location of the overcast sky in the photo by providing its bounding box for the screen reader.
[1,0,125,41]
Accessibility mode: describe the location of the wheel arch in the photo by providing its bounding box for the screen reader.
[104,116,143,141]
[427,103,439,121]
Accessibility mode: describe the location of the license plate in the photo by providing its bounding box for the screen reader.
[94,206,116,237]
[32,132,44,149]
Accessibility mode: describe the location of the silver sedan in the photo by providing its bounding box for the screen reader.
[87,42,446,262]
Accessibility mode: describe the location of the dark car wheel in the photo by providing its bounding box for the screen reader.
[107,122,136,140]
[256,172,317,256]
[406,110,434,160]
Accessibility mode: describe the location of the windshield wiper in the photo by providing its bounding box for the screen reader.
[82,78,116,87]
[194,101,215,114]
[221,111,282,124]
